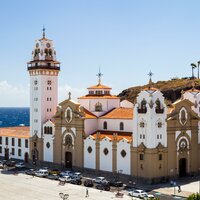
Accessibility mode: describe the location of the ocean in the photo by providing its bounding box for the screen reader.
[0,108,30,127]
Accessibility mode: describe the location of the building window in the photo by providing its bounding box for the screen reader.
[140,134,142,139]
[34,80,38,85]
[157,135,159,139]
[18,139,21,147]
[12,138,15,146]
[158,154,162,161]
[121,150,127,158]
[34,142,37,147]
[140,122,145,128]
[18,149,21,157]
[158,122,162,128]
[34,98,38,101]
[49,127,52,134]
[65,135,72,146]
[12,148,15,155]
[34,119,38,123]
[46,142,50,149]
[0,137,2,144]
[34,108,38,112]
[95,102,102,112]
[120,122,124,131]
[103,121,107,130]
[47,80,52,85]
[143,135,145,139]
[87,146,92,153]
[0,146,2,154]
[25,139,28,148]
[139,154,144,160]
[103,148,109,155]
[6,137,8,145]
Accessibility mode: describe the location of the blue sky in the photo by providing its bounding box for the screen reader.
[0,0,200,106]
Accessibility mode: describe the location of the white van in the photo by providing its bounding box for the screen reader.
[35,169,48,177]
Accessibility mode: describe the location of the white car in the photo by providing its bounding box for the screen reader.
[93,177,107,184]
[72,172,82,179]
[143,193,155,199]
[58,175,72,183]
[35,169,49,177]
[60,171,73,177]
[128,190,147,198]
[15,162,25,168]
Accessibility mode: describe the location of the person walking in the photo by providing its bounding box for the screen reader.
[85,188,89,198]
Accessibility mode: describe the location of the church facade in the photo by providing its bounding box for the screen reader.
[24,32,200,182]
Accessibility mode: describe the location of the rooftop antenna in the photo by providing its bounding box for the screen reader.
[96,66,103,85]
[42,25,46,38]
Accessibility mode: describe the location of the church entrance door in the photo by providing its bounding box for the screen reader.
[179,158,187,177]
[24,152,29,163]
[65,152,72,168]
[4,148,9,160]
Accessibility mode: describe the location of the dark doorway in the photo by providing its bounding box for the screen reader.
[24,152,29,163]
[179,158,187,177]
[4,148,9,160]
[65,152,72,168]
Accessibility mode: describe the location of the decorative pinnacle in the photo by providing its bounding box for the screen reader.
[148,70,153,85]
[96,67,103,85]
[68,92,71,100]
[42,25,46,38]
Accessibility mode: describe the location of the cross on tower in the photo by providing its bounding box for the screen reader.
[148,70,153,84]
[42,25,46,38]
[96,68,103,84]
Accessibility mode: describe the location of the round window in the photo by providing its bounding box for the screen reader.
[87,146,92,153]
[46,142,50,149]
[103,148,109,155]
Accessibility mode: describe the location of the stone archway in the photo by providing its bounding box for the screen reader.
[179,158,187,177]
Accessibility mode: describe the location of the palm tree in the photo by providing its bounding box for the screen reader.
[191,63,197,79]
[198,61,200,79]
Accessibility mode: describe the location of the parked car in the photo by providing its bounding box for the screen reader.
[4,160,16,167]
[47,173,59,180]
[71,172,82,179]
[0,161,4,168]
[58,175,72,183]
[84,179,94,187]
[93,177,107,184]
[109,179,123,187]
[25,169,36,176]
[15,162,25,168]
[96,183,110,191]
[70,178,82,185]
[128,190,147,198]
[143,193,155,200]
[60,171,73,177]
[49,169,60,175]
[35,169,49,178]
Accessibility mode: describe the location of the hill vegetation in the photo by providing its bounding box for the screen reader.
[118,78,200,106]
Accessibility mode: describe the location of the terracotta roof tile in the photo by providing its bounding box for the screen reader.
[0,127,30,138]
[91,130,132,143]
[78,95,119,99]
[87,84,111,90]
[83,108,97,119]
[100,107,133,119]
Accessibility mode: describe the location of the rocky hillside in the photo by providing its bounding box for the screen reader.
[118,78,200,106]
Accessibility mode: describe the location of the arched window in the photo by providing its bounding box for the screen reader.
[138,99,147,113]
[120,122,124,130]
[103,121,107,130]
[65,135,73,146]
[44,126,47,134]
[47,127,50,134]
[155,99,164,113]
[49,127,52,134]
[95,102,102,112]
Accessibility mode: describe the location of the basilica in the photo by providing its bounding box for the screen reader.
[0,31,200,182]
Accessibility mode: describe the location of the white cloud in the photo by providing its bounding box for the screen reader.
[0,81,29,107]
[58,84,85,103]
[0,81,86,107]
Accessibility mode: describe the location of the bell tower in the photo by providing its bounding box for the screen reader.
[27,28,60,161]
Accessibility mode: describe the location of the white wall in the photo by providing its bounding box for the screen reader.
[0,137,29,160]
[84,119,98,135]
[100,137,112,172]
[120,100,133,108]
[84,136,96,169]
[117,139,131,175]
[98,119,133,132]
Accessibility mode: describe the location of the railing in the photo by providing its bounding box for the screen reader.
[137,108,147,113]
[155,108,164,113]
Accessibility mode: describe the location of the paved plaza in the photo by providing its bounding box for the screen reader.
[0,169,199,200]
